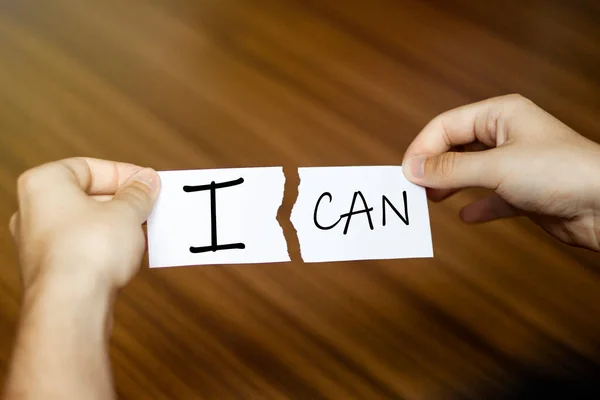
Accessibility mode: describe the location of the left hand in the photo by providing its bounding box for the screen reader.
[9,157,161,294]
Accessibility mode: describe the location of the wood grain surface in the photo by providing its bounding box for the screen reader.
[1,1,600,398]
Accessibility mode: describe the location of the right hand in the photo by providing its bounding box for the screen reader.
[402,94,600,251]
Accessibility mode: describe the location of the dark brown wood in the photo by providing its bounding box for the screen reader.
[1,1,600,398]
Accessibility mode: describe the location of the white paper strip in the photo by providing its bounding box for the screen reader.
[291,166,433,263]
[147,167,290,268]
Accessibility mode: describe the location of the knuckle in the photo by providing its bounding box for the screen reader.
[436,153,457,179]
[17,163,63,196]
[17,167,45,195]
[126,183,150,203]
[505,93,534,108]
[17,166,48,196]
[119,183,150,214]
[506,93,524,101]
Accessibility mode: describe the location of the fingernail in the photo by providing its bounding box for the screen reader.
[131,168,158,191]
[404,156,426,179]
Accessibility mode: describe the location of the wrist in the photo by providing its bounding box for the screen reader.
[23,258,116,297]
[22,269,114,337]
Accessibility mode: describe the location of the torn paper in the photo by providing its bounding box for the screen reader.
[291,166,433,263]
[147,167,290,268]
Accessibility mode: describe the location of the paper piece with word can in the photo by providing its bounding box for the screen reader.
[291,166,433,263]
[147,167,290,268]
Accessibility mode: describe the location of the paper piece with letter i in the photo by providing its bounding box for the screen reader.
[291,166,433,263]
[147,167,290,268]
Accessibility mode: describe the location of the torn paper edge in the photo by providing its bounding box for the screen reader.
[277,166,301,263]
[289,168,307,262]
[274,166,292,262]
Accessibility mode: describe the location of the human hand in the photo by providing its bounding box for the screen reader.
[9,158,161,294]
[402,94,600,251]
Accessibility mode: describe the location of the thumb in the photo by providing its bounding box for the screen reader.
[403,151,501,190]
[110,168,160,223]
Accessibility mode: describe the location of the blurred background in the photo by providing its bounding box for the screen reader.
[1,0,600,398]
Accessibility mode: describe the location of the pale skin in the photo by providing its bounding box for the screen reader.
[2,94,600,399]
[402,94,600,251]
[3,159,161,400]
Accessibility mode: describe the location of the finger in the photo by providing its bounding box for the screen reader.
[403,94,527,161]
[59,158,147,194]
[18,158,147,197]
[404,149,505,190]
[91,195,114,202]
[110,168,161,224]
[459,193,519,223]
[9,212,17,236]
[426,188,460,202]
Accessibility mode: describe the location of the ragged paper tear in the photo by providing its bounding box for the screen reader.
[290,166,433,263]
[147,167,290,268]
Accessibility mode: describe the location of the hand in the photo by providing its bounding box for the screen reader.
[9,158,161,293]
[402,94,600,251]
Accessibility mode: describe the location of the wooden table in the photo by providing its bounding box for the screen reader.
[1,1,600,398]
